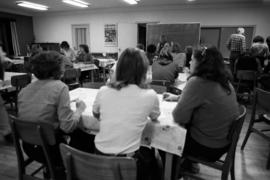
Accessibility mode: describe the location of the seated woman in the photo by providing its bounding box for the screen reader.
[0,43,12,143]
[152,43,179,83]
[164,47,239,171]
[60,41,76,68]
[93,48,161,180]
[18,51,86,168]
[76,44,93,63]
[171,43,186,69]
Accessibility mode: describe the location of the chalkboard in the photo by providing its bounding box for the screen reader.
[146,23,200,50]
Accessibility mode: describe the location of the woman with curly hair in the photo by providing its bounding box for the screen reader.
[164,46,239,172]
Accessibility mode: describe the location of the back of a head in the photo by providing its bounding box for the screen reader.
[172,43,181,53]
[237,27,245,35]
[79,44,89,53]
[253,35,264,43]
[60,41,70,50]
[192,46,232,93]
[146,44,157,54]
[109,48,149,89]
[30,51,64,80]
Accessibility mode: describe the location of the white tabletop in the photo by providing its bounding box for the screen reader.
[0,72,27,90]
[10,59,24,65]
[73,63,98,71]
[96,58,116,68]
[69,88,186,156]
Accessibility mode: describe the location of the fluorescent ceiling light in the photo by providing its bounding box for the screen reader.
[123,0,139,5]
[16,1,48,11]
[62,0,90,8]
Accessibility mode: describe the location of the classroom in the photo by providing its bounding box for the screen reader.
[0,0,270,180]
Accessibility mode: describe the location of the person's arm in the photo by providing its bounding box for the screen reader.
[172,77,203,126]
[57,86,86,133]
[92,88,103,120]
[149,93,160,121]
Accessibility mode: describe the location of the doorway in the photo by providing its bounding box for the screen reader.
[137,23,146,50]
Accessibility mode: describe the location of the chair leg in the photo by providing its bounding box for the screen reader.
[267,148,270,170]
[230,158,235,180]
[241,125,253,150]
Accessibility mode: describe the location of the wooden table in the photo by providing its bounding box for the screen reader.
[73,63,98,82]
[9,59,24,65]
[69,88,186,180]
[0,72,27,91]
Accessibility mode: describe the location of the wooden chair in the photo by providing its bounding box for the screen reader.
[9,115,62,180]
[241,88,270,169]
[62,68,81,90]
[235,70,257,103]
[59,143,137,180]
[150,80,172,94]
[177,105,247,180]
[10,74,32,111]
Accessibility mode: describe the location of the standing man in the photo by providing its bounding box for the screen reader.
[226,27,246,73]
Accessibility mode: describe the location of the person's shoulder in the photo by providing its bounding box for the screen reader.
[141,88,158,99]
[188,76,204,83]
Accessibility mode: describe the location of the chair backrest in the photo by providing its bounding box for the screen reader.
[11,74,32,91]
[224,105,247,170]
[150,80,171,94]
[9,115,57,179]
[60,144,137,180]
[63,68,81,84]
[255,88,270,113]
[236,70,257,81]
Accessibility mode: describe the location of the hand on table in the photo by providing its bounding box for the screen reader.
[163,92,179,102]
[76,100,86,113]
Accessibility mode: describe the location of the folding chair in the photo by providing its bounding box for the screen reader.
[241,88,270,169]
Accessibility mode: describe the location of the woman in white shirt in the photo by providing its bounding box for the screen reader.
[93,48,161,180]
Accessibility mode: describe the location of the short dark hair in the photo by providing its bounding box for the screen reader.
[147,44,157,54]
[60,41,70,49]
[190,46,232,94]
[30,51,64,80]
[266,36,270,45]
[79,44,89,53]
[109,48,149,90]
[253,35,264,43]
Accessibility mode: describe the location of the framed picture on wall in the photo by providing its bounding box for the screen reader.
[104,24,117,46]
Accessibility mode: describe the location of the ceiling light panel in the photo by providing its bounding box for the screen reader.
[62,0,90,8]
[16,1,48,11]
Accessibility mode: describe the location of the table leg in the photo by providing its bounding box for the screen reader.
[103,68,106,82]
[164,153,173,180]
[91,70,94,83]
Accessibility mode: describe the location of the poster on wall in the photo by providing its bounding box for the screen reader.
[104,24,117,46]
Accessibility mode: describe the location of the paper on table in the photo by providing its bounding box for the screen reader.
[142,122,186,156]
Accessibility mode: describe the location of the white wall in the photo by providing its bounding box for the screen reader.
[33,4,270,53]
